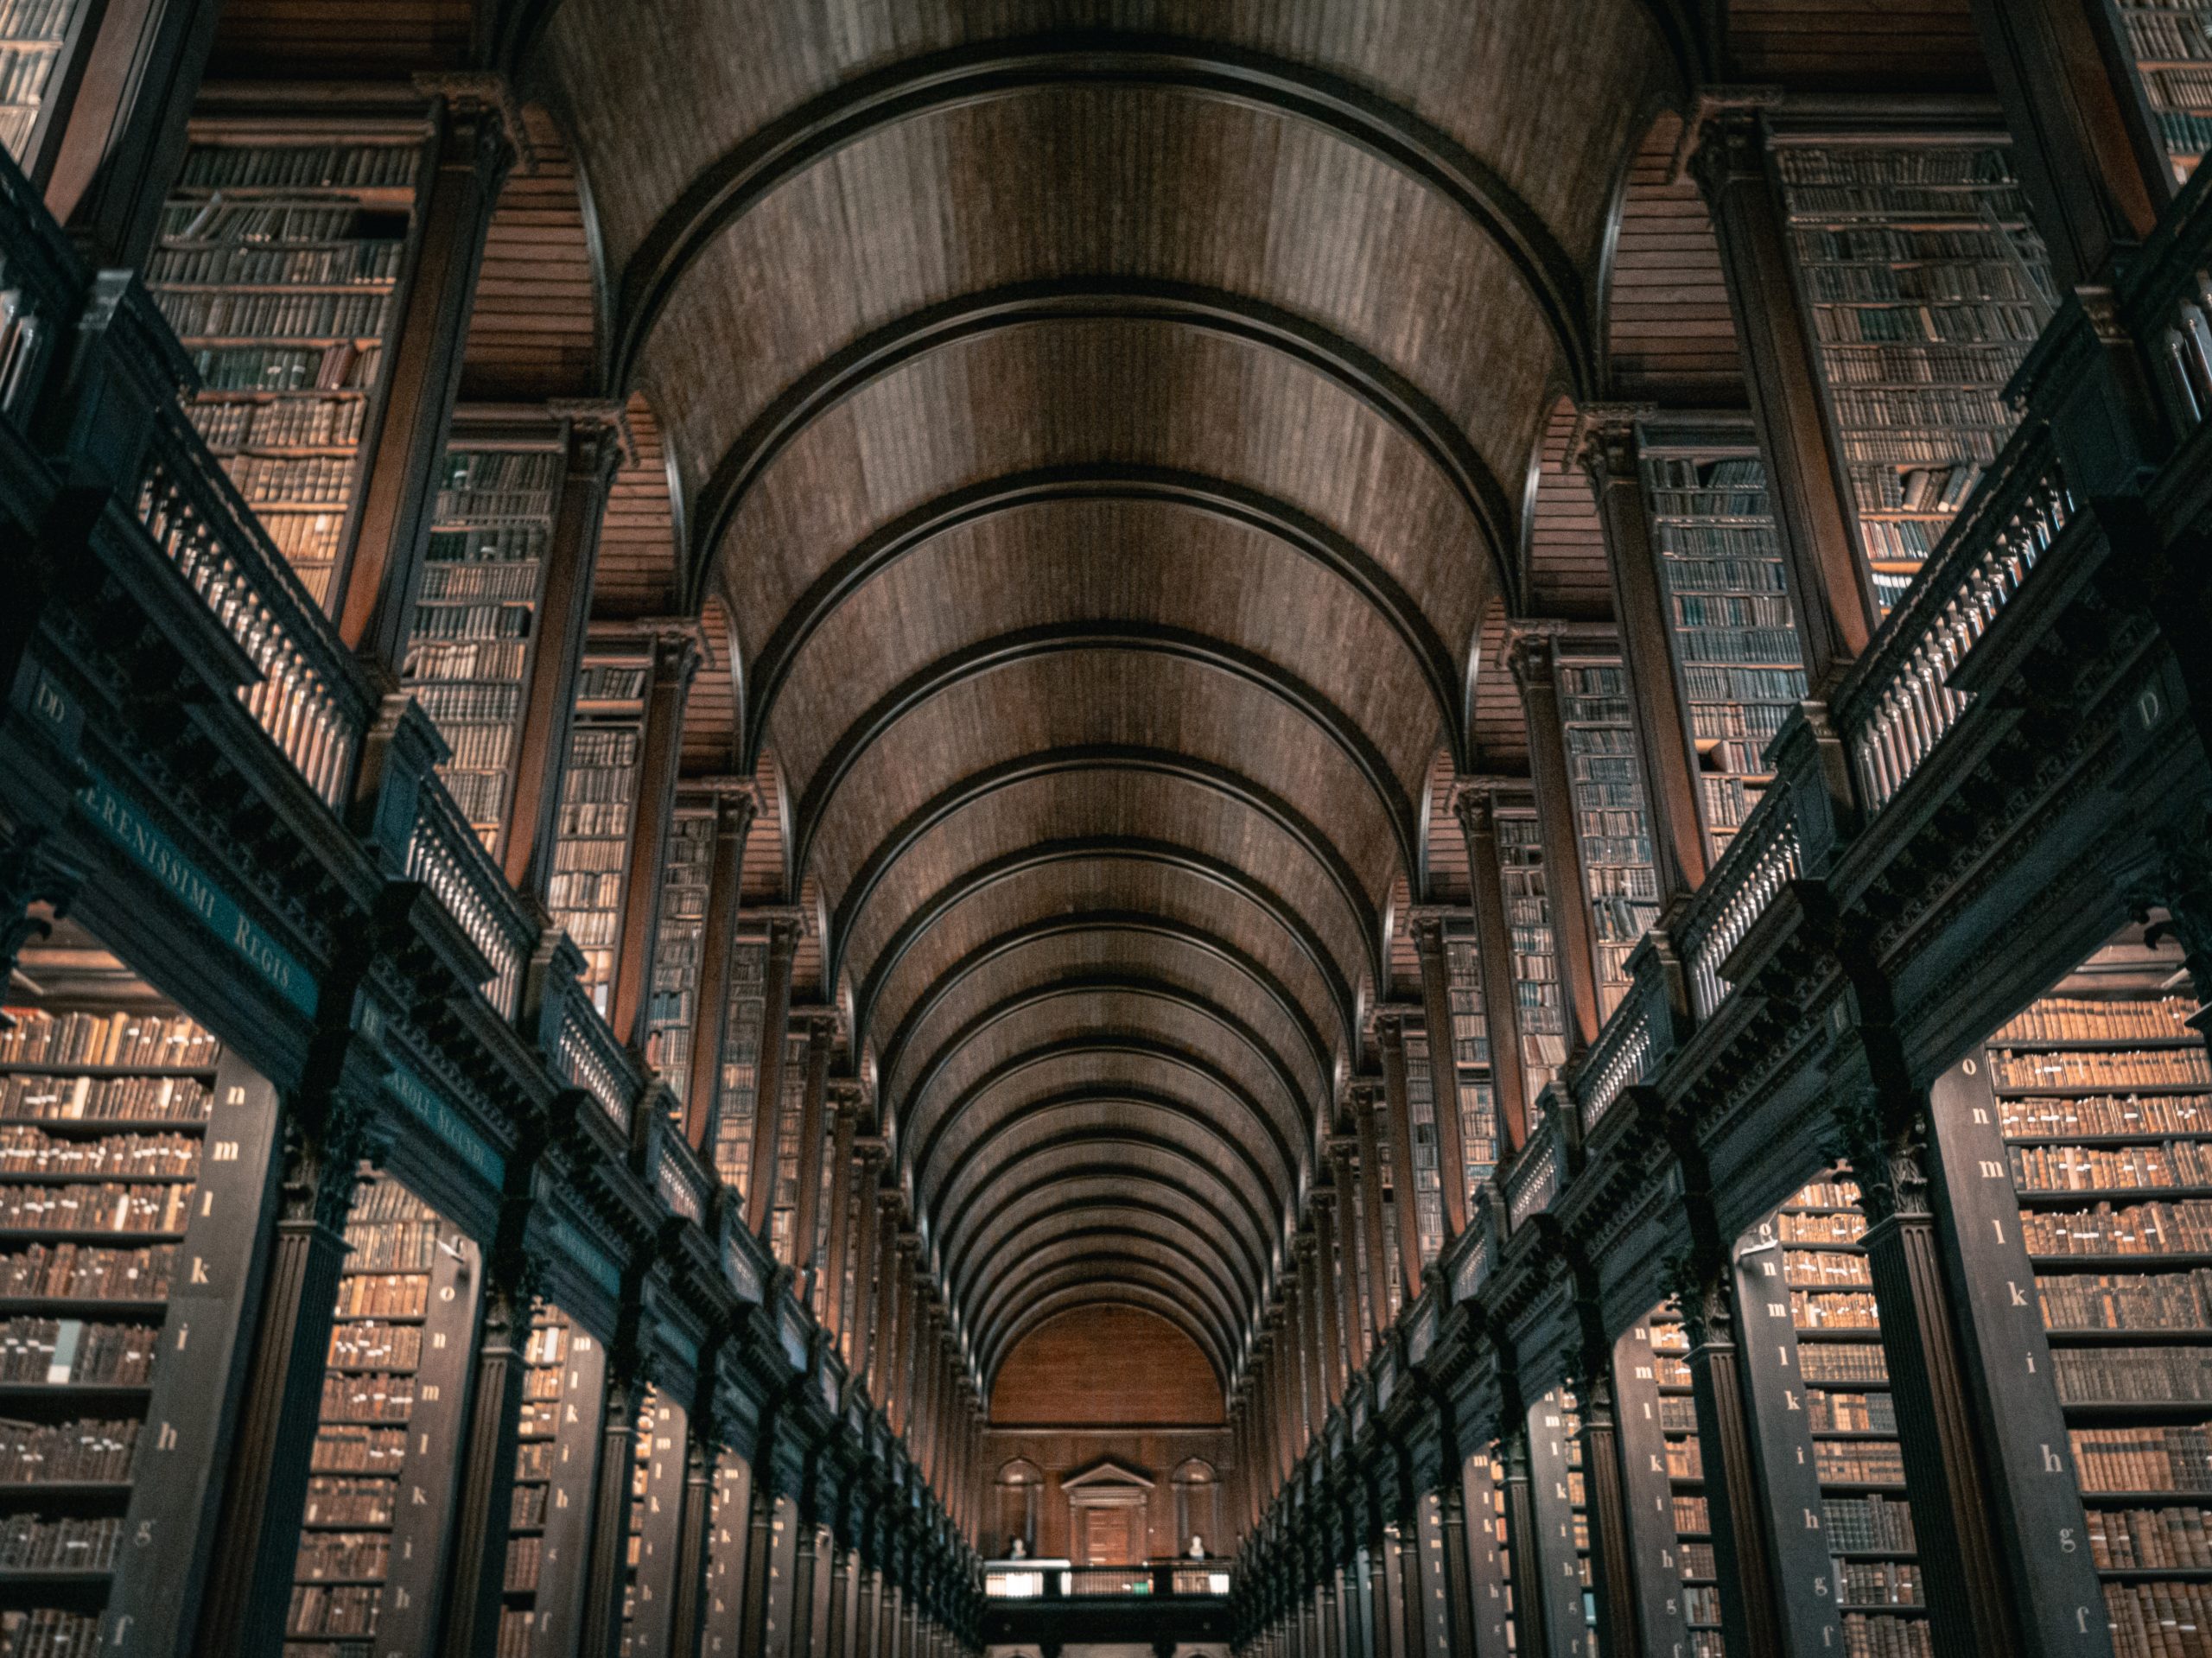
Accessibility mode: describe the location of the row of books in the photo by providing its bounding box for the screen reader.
[409,602,534,645]
[330,1273,429,1321]
[0,1129,198,1176]
[2018,1201,2212,1255]
[174,144,420,192]
[1997,999,2201,1045]
[336,1220,439,1273]
[308,1426,406,1474]
[2041,1273,2212,1333]
[2106,1579,2212,1658]
[2053,1348,2212,1406]
[157,199,370,247]
[1810,1391,1897,1433]
[0,1610,99,1658]
[1812,302,2042,349]
[228,453,364,507]
[1840,1613,1933,1658]
[1824,1495,1917,1551]
[2014,1142,2212,1191]
[147,241,404,289]
[327,1322,421,1371]
[2072,1425,2212,1492]
[300,1477,392,1528]
[1839,1560,1923,1605]
[1802,1344,1891,1384]
[295,1531,389,1582]
[1782,1207,1867,1242]
[0,1243,173,1301]
[1785,1248,1874,1286]
[0,1075,209,1125]
[2090,1505,2212,1570]
[1819,1443,1906,1484]
[316,1375,416,1425]
[411,680,524,724]
[0,1513,119,1570]
[1795,1289,1882,1329]
[2005,1096,2212,1139]
[0,1318,156,1385]
[155,290,390,341]
[190,343,380,394]
[286,1582,380,1637]
[0,1012,217,1070]
[1804,259,2043,307]
[0,1418,137,1482]
[0,1184,193,1235]
[1995,1048,2212,1089]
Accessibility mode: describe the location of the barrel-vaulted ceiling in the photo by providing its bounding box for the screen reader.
[530,0,1683,1393]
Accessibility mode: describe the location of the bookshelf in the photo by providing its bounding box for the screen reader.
[2114,2,2212,181]
[766,1030,805,1265]
[1638,429,1809,863]
[707,938,768,1197]
[149,140,419,607]
[1497,810,1565,1100]
[1979,959,2212,1657]
[1527,1386,1600,1656]
[1446,934,1500,1196]
[620,1387,686,1657]
[1771,139,2052,613]
[548,657,648,1013]
[0,919,278,1655]
[402,443,562,852]
[1464,1445,1517,1654]
[500,1307,606,1658]
[1773,1177,1929,1658]
[1398,1027,1446,1265]
[642,808,712,1108]
[0,0,92,167]
[1554,651,1662,1019]
[285,1176,478,1658]
[1645,1312,1720,1658]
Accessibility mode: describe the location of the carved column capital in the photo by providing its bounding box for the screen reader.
[548,397,639,472]
[1504,620,1567,691]
[1831,1089,1933,1227]
[1571,401,1660,489]
[1682,85,1784,196]
[412,70,533,175]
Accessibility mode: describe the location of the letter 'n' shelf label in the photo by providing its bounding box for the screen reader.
[74,768,318,1017]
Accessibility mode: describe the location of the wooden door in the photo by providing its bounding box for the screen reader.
[1082,1505,1135,1564]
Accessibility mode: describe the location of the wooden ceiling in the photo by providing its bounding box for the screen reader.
[209,0,2007,1394]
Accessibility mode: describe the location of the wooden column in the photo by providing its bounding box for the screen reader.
[1375,1013,1427,1294]
[1507,628,1603,1057]
[46,0,221,266]
[743,913,804,1234]
[1838,1096,2026,1658]
[867,1197,901,1404]
[1578,406,1709,904]
[1573,1374,1638,1658]
[338,82,518,671]
[1327,1140,1369,1365]
[189,1118,362,1655]
[1452,786,1530,1150]
[609,626,703,1052]
[1408,912,1471,1236]
[435,1275,531,1658]
[1967,0,2164,289]
[504,408,630,899]
[1349,1083,1393,1334]
[578,1365,644,1658]
[1297,1234,1332,1422]
[1689,98,1874,690]
[819,1084,862,1336]
[678,785,760,1146]
[789,1012,836,1293]
[885,1235,917,1427]
[823,1545,852,1658]
[1310,1183,1351,1401]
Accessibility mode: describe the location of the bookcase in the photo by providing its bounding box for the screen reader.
[1446,934,1500,1196]
[402,441,563,852]
[765,1031,805,1265]
[1770,137,2052,614]
[0,0,92,168]
[1640,1311,1719,1657]
[548,657,648,1013]
[1638,427,1809,864]
[1554,650,1662,1020]
[0,921,277,1657]
[1398,1027,1446,1266]
[1464,1445,1518,1655]
[149,139,419,607]
[1497,809,1565,1101]
[620,1387,686,1658]
[706,938,768,1197]
[500,1306,605,1658]
[642,808,713,1108]
[1977,958,2212,1656]
[1772,1177,1929,1658]
[285,1176,479,1658]
[1527,1387,1599,1656]
[2113,2,2212,181]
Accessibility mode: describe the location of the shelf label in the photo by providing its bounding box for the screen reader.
[74,767,318,1016]
[386,1065,505,1186]
[552,1215,625,1297]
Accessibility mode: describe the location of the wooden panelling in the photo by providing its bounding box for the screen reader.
[679,593,739,778]
[1607,111,1746,402]
[1726,0,1989,90]
[460,107,599,403]
[207,0,472,78]
[592,396,679,619]
[1526,400,1615,621]
[980,1425,1233,1560]
[1470,600,1530,775]
[1423,747,1471,906]
[992,1307,1224,1426]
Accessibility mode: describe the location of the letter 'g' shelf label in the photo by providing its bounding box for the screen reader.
[74,768,318,1017]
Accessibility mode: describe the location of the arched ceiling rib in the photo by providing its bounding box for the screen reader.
[532,0,1677,1396]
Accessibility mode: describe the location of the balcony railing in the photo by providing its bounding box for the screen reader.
[405,778,532,1018]
[2121,158,2212,446]
[1678,785,1802,1021]
[982,1560,1232,1599]
[558,993,640,1132]
[0,150,74,423]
